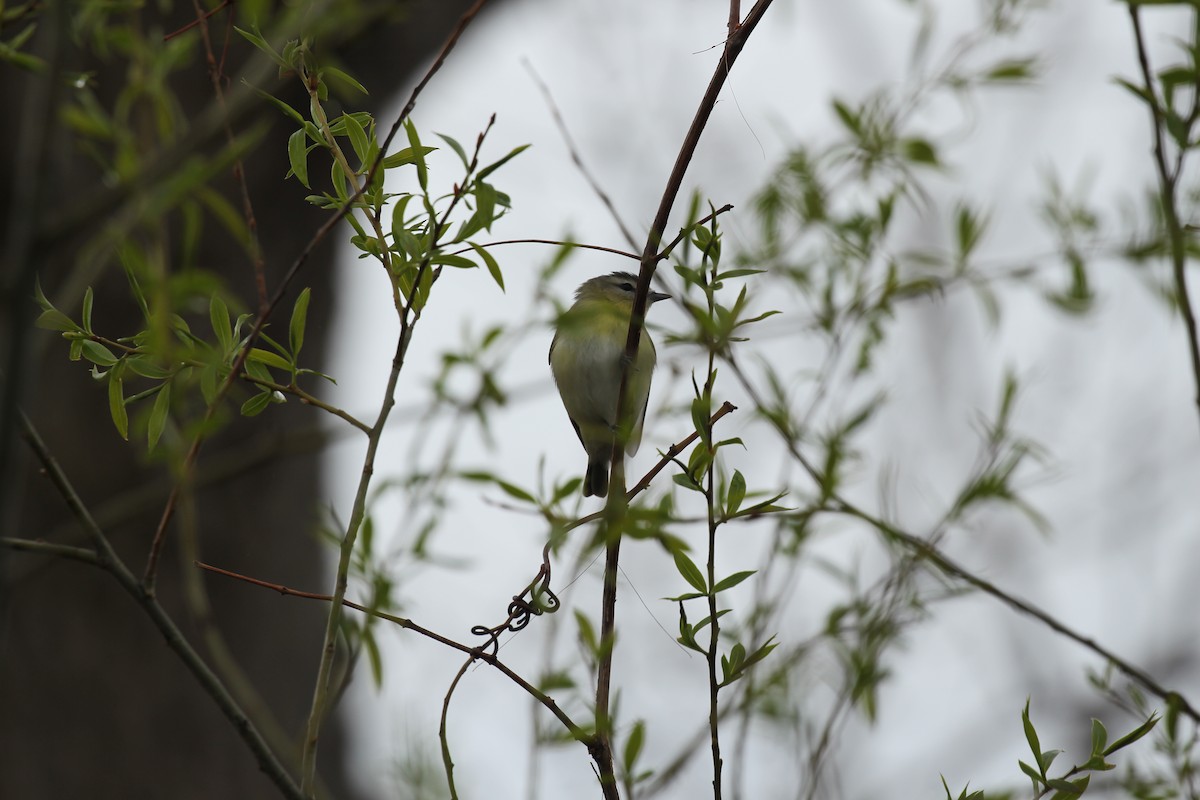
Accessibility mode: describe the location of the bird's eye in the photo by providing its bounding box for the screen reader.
[619,282,634,292]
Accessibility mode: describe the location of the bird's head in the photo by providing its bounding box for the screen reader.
[574,271,671,307]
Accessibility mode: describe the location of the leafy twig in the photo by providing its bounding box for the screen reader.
[142,0,496,591]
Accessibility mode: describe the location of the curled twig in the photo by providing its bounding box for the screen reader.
[469,543,561,656]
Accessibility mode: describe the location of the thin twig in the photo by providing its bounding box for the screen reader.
[1,537,100,565]
[525,60,640,251]
[242,375,371,434]
[832,499,1200,724]
[451,238,639,262]
[1127,5,1200,429]
[165,0,231,42]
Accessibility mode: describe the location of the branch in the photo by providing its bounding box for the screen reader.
[832,498,1200,724]
[1127,4,1200,429]
[525,60,640,251]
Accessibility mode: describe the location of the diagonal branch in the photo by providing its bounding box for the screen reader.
[17,414,305,799]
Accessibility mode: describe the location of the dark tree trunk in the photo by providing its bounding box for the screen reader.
[0,1,494,797]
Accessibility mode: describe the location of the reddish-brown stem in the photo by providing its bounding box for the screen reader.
[164,0,231,42]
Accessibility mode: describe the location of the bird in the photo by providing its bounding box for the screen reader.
[549,271,670,498]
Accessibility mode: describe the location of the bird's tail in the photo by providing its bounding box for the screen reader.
[584,457,609,498]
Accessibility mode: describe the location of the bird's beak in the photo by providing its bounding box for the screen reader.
[649,291,670,304]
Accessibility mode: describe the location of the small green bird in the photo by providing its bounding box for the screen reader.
[549,272,670,498]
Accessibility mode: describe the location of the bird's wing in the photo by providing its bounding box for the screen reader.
[626,388,649,456]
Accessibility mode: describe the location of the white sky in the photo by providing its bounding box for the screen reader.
[321,1,1199,798]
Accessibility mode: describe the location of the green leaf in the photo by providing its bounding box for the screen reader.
[902,137,938,166]
[1022,700,1044,775]
[741,637,777,672]
[36,308,78,332]
[210,293,232,355]
[1089,718,1107,756]
[1048,775,1089,798]
[574,609,598,656]
[477,143,530,181]
[108,369,128,440]
[984,57,1038,83]
[247,85,305,124]
[1102,713,1159,756]
[474,181,496,232]
[289,287,311,360]
[323,66,369,96]
[381,145,436,169]
[81,287,95,333]
[469,242,504,291]
[125,356,171,380]
[80,340,118,367]
[342,113,371,169]
[832,98,862,136]
[673,551,707,594]
[1113,76,1155,108]
[241,392,273,417]
[233,24,287,68]
[431,253,478,269]
[248,347,292,371]
[727,469,746,515]
[495,480,535,503]
[1018,760,1043,787]
[288,129,311,188]
[437,132,469,166]
[148,382,171,452]
[362,626,384,689]
[404,120,428,190]
[713,570,755,593]
[622,721,645,773]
